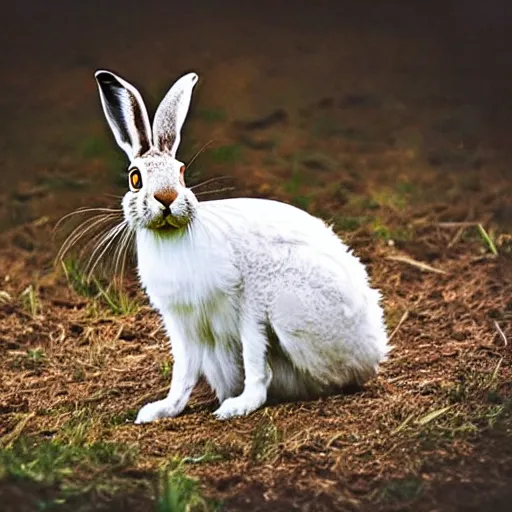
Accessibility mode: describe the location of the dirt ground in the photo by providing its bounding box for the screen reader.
[1,1,511,510]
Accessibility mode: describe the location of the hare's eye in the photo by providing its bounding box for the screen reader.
[180,165,186,174]
[129,169,142,191]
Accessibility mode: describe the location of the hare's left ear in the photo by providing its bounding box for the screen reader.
[153,72,198,157]
[95,70,152,160]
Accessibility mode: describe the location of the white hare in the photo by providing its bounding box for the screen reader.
[94,70,389,422]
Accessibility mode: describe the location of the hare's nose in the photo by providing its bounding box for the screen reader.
[154,190,178,209]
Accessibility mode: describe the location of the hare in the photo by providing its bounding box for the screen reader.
[94,70,389,422]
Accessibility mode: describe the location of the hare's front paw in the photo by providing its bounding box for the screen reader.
[134,399,180,424]
[214,387,267,420]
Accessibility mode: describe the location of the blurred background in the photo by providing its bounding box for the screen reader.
[1,0,511,233]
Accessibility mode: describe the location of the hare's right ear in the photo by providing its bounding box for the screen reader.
[153,72,198,157]
[94,71,152,160]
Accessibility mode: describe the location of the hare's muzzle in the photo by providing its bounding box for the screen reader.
[154,189,178,209]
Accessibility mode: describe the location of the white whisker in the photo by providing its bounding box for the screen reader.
[195,187,235,197]
[85,221,128,280]
[77,225,118,263]
[54,207,123,232]
[186,139,214,169]
[57,214,120,263]
[113,225,134,283]
[189,175,232,190]
[120,230,135,283]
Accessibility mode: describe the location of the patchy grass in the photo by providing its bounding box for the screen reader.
[369,183,417,211]
[290,194,311,211]
[182,443,227,465]
[157,463,220,512]
[283,168,304,196]
[95,283,140,316]
[0,436,139,508]
[56,407,101,446]
[19,284,41,317]
[25,348,46,368]
[78,135,114,160]
[194,108,227,123]
[208,144,243,165]
[37,175,89,191]
[280,161,316,211]
[62,258,140,316]
[250,414,284,462]
[9,349,47,373]
[77,134,127,185]
[160,360,172,381]
[345,193,381,211]
[477,224,499,256]
[371,217,413,242]
[333,215,370,232]
[62,259,99,298]
[109,409,138,426]
[445,363,507,407]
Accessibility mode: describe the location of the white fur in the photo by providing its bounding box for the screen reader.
[94,70,389,423]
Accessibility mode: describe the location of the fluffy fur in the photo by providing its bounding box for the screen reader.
[94,70,389,422]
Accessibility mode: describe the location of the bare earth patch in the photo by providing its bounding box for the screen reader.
[1,189,510,510]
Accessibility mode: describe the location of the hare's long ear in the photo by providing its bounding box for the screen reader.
[153,72,198,157]
[94,70,152,160]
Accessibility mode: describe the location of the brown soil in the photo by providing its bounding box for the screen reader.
[1,1,511,511]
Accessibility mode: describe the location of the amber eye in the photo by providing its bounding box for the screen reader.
[129,168,142,191]
[180,164,186,174]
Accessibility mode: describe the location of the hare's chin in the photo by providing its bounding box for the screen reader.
[147,215,187,232]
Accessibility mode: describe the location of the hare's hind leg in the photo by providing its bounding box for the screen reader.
[268,285,380,393]
[267,353,320,401]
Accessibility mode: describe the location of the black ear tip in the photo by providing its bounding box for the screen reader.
[95,70,118,85]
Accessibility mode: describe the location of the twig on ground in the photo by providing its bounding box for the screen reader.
[448,225,466,248]
[437,221,482,228]
[388,310,409,343]
[494,321,508,348]
[386,254,448,274]
[415,406,452,426]
[391,413,415,435]
[387,375,408,384]
[486,357,504,389]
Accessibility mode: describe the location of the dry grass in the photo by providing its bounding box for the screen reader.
[1,198,511,510]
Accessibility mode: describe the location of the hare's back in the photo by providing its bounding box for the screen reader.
[197,196,366,283]
[199,197,337,241]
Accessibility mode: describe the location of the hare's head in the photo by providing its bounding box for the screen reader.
[95,70,199,232]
